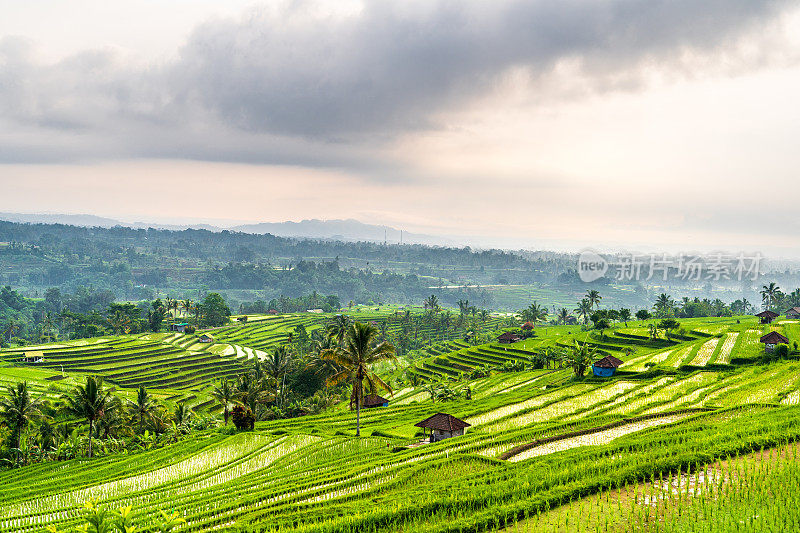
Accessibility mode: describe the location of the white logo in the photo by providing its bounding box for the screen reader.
[577,250,608,282]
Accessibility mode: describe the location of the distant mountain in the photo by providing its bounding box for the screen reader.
[0,212,125,228]
[0,212,223,232]
[231,218,437,245]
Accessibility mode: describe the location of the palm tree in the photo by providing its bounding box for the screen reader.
[563,341,597,378]
[761,282,781,311]
[326,314,350,346]
[653,293,675,317]
[423,295,440,314]
[321,322,396,436]
[128,386,156,433]
[586,290,602,310]
[173,402,193,427]
[574,299,593,325]
[264,346,292,409]
[0,382,42,451]
[3,318,20,342]
[212,379,235,425]
[182,299,193,318]
[521,301,548,325]
[618,308,631,327]
[478,309,489,324]
[62,376,114,458]
[557,308,570,325]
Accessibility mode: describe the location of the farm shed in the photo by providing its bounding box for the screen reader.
[786,307,800,319]
[497,331,521,344]
[760,331,790,352]
[170,323,190,333]
[351,394,389,409]
[592,355,623,377]
[198,334,214,343]
[21,351,44,363]
[415,413,471,442]
[755,310,779,324]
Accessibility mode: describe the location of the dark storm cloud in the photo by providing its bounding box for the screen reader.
[0,0,794,163]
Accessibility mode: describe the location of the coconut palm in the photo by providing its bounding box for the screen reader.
[423,295,440,313]
[563,341,597,378]
[127,386,156,433]
[264,346,292,408]
[653,293,675,317]
[586,290,602,310]
[521,301,548,325]
[3,318,20,342]
[574,299,593,325]
[212,379,235,425]
[326,314,350,346]
[0,382,42,451]
[321,322,396,436]
[761,282,781,311]
[556,308,570,325]
[182,299,193,318]
[62,376,114,458]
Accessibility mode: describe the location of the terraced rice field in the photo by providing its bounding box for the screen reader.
[3,315,800,532]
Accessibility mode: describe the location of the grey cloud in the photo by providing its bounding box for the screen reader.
[0,0,794,164]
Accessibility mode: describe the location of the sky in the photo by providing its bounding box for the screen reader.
[1,0,800,257]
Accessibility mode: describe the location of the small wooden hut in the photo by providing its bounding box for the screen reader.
[352,394,389,409]
[198,333,214,343]
[170,322,190,333]
[497,331,521,344]
[415,413,471,442]
[21,351,44,363]
[592,355,623,377]
[755,310,779,324]
[760,331,789,352]
[786,307,800,319]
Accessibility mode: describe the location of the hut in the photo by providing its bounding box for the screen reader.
[267,309,279,315]
[497,331,521,344]
[786,307,800,319]
[21,351,44,363]
[198,333,214,343]
[755,310,779,324]
[521,321,535,331]
[592,355,623,377]
[760,331,789,352]
[351,394,389,410]
[415,413,471,442]
[170,322,190,333]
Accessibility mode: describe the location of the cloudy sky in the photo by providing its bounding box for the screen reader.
[1,0,800,256]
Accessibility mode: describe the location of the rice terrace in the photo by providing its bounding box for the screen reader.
[2,294,800,532]
[3,0,800,531]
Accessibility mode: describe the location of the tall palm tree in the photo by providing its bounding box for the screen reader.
[423,295,440,314]
[521,301,548,325]
[0,382,42,451]
[3,318,20,342]
[653,293,675,317]
[182,299,192,318]
[586,290,602,310]
[574,299,593,325]
[326,314,350,346]
[321,322,396,436]
[173,402,193,427]
[563,341,597,378]
[127,386,156,433]
[62,376,114,458]
[264,346,292,408]
[212,379,235,425]
[761,282,781,311]
[557,308,570,325]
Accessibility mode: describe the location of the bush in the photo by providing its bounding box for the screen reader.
[231,405,255,430]
[775,344,790,359]
[184,325,196,334]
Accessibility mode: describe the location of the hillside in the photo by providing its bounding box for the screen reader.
[1,315,799,531]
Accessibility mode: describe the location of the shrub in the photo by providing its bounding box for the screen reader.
[775,344,790,359]
[231,405,255,430]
